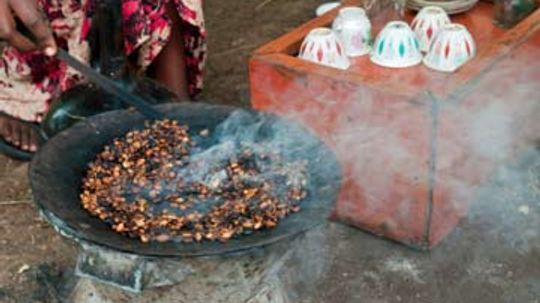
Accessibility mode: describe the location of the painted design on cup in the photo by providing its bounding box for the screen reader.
[411,6,451,52]
[370,21,422,68]
[298,27,351,70]
[423,23,476,72]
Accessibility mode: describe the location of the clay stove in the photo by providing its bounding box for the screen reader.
[60,229,327,302]
[29,103,341,302]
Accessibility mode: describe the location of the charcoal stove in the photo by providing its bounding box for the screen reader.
[29,103,341,302]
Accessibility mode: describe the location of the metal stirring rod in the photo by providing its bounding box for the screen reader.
[55,49,165,120]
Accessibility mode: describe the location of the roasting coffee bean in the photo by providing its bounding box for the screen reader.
[80,120,308,244]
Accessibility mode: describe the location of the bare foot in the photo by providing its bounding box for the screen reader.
[0,115,39,152]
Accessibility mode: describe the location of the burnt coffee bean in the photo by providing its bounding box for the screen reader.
[80,120,308,244]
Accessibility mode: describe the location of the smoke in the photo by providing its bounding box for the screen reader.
[465,150,540,253]
[468,102,513,161]
[134,109,337,218]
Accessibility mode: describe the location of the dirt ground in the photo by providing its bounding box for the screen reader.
[201,0,324,107]
[1,0,539,302]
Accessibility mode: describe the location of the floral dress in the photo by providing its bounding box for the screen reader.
[0,0,206,122]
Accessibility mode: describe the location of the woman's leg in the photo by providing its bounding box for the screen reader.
[148,2,190,101]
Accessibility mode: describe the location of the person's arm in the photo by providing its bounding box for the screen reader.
[0,0,56,55]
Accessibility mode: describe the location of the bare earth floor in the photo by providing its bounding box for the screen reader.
[0,1,539,302]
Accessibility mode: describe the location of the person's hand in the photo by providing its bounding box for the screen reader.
[0,0,56,56]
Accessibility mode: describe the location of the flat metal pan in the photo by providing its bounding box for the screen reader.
[29,103,342,257]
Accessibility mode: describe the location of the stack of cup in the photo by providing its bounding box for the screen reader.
[412,6,476,72]
[298,5,476,72]
[367,6,475,71]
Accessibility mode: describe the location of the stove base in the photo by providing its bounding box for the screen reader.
[65,226,327,303]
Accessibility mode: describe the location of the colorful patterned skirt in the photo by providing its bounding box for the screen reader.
[0,0,206,122]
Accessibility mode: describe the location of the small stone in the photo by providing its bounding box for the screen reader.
[17,264,30,274]
[518,205,530,215]
[199,129,210,137]
[231,38,245,47]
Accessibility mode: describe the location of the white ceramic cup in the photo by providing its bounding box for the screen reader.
[423,23,476,72]
[370,21,423,68]
[332,7,372,57]
[411,6,451,52]
[298,27,351,70]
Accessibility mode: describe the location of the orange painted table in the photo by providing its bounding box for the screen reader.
[249,0,540,249]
